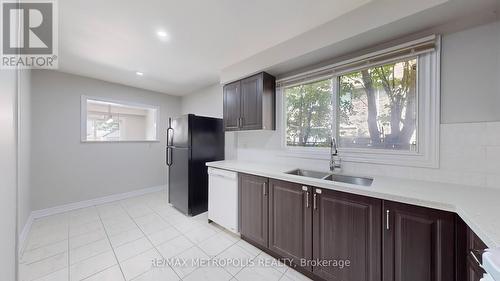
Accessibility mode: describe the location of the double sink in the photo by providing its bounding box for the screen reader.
[285,169,373,187]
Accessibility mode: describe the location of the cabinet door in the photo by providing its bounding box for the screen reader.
[383,201,455,281]
[240,74,263,130]
[467,259,485,281]
[269,180,312,271]
[223,81,241,131]
[466,227,487,281]
[312,188,382,281]
[239,174,268,248]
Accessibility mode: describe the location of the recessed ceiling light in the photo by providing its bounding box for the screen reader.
[157,30,169,41]
[136,71,144,76]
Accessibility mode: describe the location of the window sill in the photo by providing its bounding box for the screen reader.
[81,140,160,143]
[278,147,439,168]
[278,149,330,160]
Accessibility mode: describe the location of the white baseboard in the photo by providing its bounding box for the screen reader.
[18,213,35,256]
[19,185,166,255]
[31,185,166,219]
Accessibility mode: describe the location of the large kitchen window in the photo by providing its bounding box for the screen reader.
[81,97,159,142]
[281,36,440,167]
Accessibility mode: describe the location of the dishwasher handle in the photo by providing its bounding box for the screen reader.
[208,168,237,180]
[209,173,232,179]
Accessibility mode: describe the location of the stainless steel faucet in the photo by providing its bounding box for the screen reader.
[330,137,341,172]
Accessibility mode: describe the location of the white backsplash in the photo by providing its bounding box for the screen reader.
[227,122,500,189]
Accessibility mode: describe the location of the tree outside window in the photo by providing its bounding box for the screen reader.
[285,58,418,152]
[339,58,418,151]
[285,79,332,147]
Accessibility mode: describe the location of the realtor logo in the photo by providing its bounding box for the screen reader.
[1,0,58,69]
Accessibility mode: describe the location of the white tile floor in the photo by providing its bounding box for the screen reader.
[19,191,312,281]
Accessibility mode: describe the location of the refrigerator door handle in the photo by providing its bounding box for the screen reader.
[166,147,172,166]
[167,118,174,146]
[167,128,174,146]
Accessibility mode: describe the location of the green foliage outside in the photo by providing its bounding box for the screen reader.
[285,58,417,150]
[286,79,332,147]
[340,59,417,149]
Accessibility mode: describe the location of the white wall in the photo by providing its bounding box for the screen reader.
[235,122,500,188]
[234,21,500,188]
[0,69,18,281]
[18,70,31,236]
[181,83,237,160]
[119,114,147,140]
[181,83,223,118]
[441,21,500,123]
[220,0,451,83]
[31,70,182,210]
[145,109,157,140]
[182,21,500,189]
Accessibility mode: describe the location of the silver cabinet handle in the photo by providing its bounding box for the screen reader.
[301,186,309,208]
[386,210,390,230]
[470,250,484,269]
[313,188,321,210]
[262,183,267,196]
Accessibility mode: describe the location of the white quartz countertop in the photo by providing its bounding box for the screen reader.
[207,160,500,248]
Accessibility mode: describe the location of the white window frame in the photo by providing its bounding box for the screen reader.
[279,37,440,168]
[81,95,160,143]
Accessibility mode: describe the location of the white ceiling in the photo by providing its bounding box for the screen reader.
[58,0,371,95]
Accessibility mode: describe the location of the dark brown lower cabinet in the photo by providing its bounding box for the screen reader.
[238,175,464,281]
[466,226,487,281]
[467,258,485,281]
[312,188,382,281]
[268,180,312,271]
[383,201,455,281]
[239,173,269,248]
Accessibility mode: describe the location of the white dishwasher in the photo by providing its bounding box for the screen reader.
[208,167,239,234]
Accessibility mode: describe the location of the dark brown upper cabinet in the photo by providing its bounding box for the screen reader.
[239,173,269,248]
[223,81,241,131]
[312,187,382,281]
[268,179,312,271]
[223,72,275,131]
[383,201,455,281]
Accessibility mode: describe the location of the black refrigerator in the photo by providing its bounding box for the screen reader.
[166,114,224,216]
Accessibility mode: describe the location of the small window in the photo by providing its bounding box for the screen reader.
[285,78,333,147]
[338,58,418,151]
[82,97,159,142]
